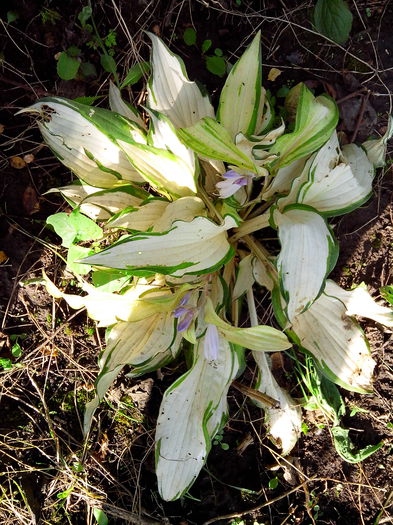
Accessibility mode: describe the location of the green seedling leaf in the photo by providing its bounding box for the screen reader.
[214,48,223,57]
[100,54,117,74]
[104,29,117,49]
[120,61,150,88]
[46,210,103,248]
[201,39,212,54]
[80,61,97,78]
[0,358,13,370]
[349,405,369,417]
[380,285,393,306]
[67,46,81,57]
[67,245,93,275]
[78,6,92,27]
[11,342,22,358]
[93,508,109,525]
[57,52,80,80]
[57,487,73,499]
[313,0,353,45]
[7,10,19,23]
[276,85,290,98]
[206,55,226,77]
[183,27,197,46]
[268,476,279,489]
[331,426,383,463]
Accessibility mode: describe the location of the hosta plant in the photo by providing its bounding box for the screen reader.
[20,32,393,501]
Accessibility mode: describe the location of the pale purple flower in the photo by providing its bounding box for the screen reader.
[173,293,196,332]
[216,169,252,199]
[203,324,220,361]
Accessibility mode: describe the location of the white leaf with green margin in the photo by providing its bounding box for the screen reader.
[217,32,262,139]
[280,132,374,216]
[18,98,146,187]
[108,199,169,230]
[272,205,338,322]
[118,139,197,198]
[204,297,291,351]
[269,84,339,169]
[263,158,306,199]
[42,273,173,327]
[362,115,393,168]
[47,184,144,220]
[255,88,274,135]
[154,196,206,231]
[252,256,275,291]
[147,32,214,128]
[324,280,393,328]
[108,196,206,232]
[84,311,182,434]
[290,281,375,393]
[155,336,240,501]
[178,118,258,173]
[233,254,255,300]
[253,351,301,455]
[109,81,145,128]
[82,215,239,277]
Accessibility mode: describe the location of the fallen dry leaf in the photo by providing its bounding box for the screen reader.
[10,156,26,169]
[0,251,8,263]
[22,186,40,214]
[0,124,5,134]
[23,153,35,164]
[268,67,282,82]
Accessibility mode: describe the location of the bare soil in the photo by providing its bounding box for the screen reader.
[0,1,392,524]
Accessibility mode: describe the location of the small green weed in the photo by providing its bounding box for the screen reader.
[182,27,227,77]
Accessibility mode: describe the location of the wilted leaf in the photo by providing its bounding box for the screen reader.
[10,156,26,169]
[268,68,282,81]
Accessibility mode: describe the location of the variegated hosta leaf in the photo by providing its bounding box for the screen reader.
[280,132,374,216]
[107,199,169,230]
[47,184,145,220]
[42,273,177,327]
[236,119,285,157]
[233,254,255,300]
[84,312,182,435]
[147,32,214,128]
[18,98,146,187]
[153,196,206,231]
[148,109,196,169]
[272,205,338,322]
[217,31,262,139]
[252,256,275,291]
[325,280,393,328]
[178,118,258,173]
[269,84,339,169]
[362,115,393,168]
[204,297,291,351]
[109,196,206,232]
[290,282,376,393]
[263,157,306,199]
[255,89,274,135]
[118,139,197,198]
[253,351,302,455]
[109,81,145,128]
[83,215,238,277]
[156,336,240,501]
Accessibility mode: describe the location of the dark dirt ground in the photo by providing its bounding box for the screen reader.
[1,1,393,524]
